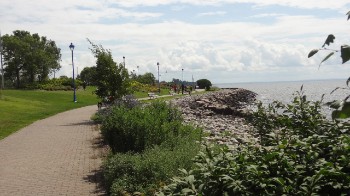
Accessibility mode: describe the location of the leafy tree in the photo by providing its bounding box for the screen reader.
[308,12,350,119]
[196,79,212,90]
[2,30,61,88]
[88,39,130,99]
[137,72,156,85]
[78,66,97,85]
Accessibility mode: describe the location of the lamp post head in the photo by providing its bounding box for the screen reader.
[157,62,159,66]
[69,43,74,51]
[123,56,125,59]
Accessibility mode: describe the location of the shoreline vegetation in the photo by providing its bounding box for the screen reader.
[96,88,350,195]
[3,86,350,195]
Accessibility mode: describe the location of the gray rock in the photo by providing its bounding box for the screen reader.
[171,88,257,147]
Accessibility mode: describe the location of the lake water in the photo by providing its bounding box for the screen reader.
[215,79,350,116]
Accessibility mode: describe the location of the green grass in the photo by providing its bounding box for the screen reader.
[0,86,211,140]
[0,87,99,140]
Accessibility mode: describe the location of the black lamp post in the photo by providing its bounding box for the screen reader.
[0,31,3,90]
[157,62,160,93]
[182,68,184,83]
[69,43,76,102]
[123,56,125,68]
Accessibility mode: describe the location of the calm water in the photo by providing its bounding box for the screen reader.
[215,79,350,116]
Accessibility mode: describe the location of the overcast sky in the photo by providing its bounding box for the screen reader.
[1,0,350,84]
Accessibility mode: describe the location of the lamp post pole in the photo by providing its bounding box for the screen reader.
[123,56,125,68]
[157,62,160,94]
[182,68,184,83]
[69,43,76,102]
[0,31,4,91]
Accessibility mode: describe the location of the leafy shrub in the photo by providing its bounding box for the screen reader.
[96,99,202,195]
[37,78,82,91]
[99,101,201,153]
[104,137,201,195]
[158,91,350,195]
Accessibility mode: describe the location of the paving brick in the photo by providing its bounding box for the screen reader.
[0,106,105,196]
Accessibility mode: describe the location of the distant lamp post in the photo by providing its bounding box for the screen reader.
[0,31,3,91]
[137,65,139,74]
[157,62,160,93]
[182,68,184,83]
[123,56,125,68]
[69,43,77,102]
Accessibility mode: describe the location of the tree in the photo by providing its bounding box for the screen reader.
[137,72,156,85]
[2,30,61,88]
[197,79,212,90]
[79,66,97,85]
[88,39,130,99]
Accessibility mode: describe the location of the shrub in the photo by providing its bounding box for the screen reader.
[158,91,350,195]
[96,99,202,195]
[104,137,201,195]
[99,101,201,153]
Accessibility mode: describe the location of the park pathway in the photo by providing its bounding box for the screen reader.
[0,105,106,195]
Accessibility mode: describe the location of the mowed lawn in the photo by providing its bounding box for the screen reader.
[0,87,99,140]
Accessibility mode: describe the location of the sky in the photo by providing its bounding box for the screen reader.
[1,0,350,84]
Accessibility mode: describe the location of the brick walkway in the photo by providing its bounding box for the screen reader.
[0,105,106,195]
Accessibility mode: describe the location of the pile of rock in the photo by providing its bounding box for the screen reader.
[171,88,258,146]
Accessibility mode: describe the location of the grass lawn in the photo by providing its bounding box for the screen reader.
[0,87,99,140]
[0,86,210,140]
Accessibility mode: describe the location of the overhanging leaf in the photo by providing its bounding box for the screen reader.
[347,11,350,20]
[330,87,340,94]
[341,45,350,64]
[322,34,335,48]
[308,49,319,58]
[344,94,350,101]
[325,100,342,109]
[332,102,350,119]
[347,77,350,87]
[319,52,334,69]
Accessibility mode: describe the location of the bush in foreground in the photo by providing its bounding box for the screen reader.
[96,100,202,195]
[99,101,201,153]
[104,137,201,195]
[158,91,350,195]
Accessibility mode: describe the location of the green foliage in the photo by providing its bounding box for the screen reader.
[104,139,201,196]
[98,101,201,153]
[158,92,350,195]
[136,72,156,85]
[2,30,61,88]
[308,12,350,119]
[341,45,350,64]
[78,66,97,85]
[88,39,130,100]
[129,80,158,94]
[196,79,212,91]
[96,100,202,195]
[36,77,82,91]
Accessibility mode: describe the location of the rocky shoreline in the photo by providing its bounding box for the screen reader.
[171,88,258,146]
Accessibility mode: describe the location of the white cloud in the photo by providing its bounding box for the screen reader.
[1,0,350,83]
[197,11,227,17]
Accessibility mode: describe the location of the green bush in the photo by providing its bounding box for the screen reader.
[158,91,350,195]
[99,101,200,153]
[37,78,82,91]
[96,100,202,195]
[104,137,201,196]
